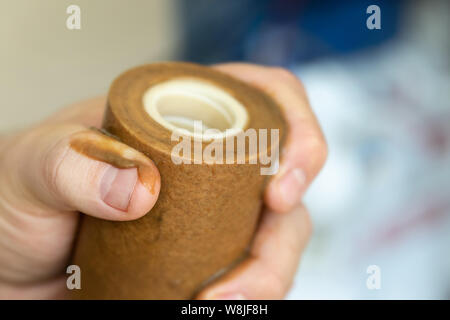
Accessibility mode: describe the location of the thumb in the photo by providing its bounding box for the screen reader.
[5,124,160,221]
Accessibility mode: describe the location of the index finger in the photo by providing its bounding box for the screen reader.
[213,63,328,213]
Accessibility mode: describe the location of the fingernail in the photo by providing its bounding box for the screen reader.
[278,168,305,208]
[213,293,246,300]
[101,166,138,211]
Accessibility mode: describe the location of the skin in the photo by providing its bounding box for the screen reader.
[0,64,327,299]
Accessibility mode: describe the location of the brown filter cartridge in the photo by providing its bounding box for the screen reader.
[71,62,286,299]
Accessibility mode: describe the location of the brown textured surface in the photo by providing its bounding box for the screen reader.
[71,62,286,299]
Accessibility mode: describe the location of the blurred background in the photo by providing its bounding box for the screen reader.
[1,0,449,299]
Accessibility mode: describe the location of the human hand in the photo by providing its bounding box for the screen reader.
[0,64,327,300]
[0,97,161,299]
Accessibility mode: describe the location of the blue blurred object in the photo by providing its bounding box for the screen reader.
[181,0,402,65]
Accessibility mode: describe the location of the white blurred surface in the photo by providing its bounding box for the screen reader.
[287,1,450,298]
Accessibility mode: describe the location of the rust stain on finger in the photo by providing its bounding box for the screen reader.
[69,130,158,194]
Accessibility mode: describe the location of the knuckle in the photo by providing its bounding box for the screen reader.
[302,209,313,239]
[262,268,286,299]
[42,142,66,196]
[257,257,290,299]
[306,134,328,171]
[292,203,313,242]
[40,129,73,197]
[270,67,305,89]
[271,67,295,80]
